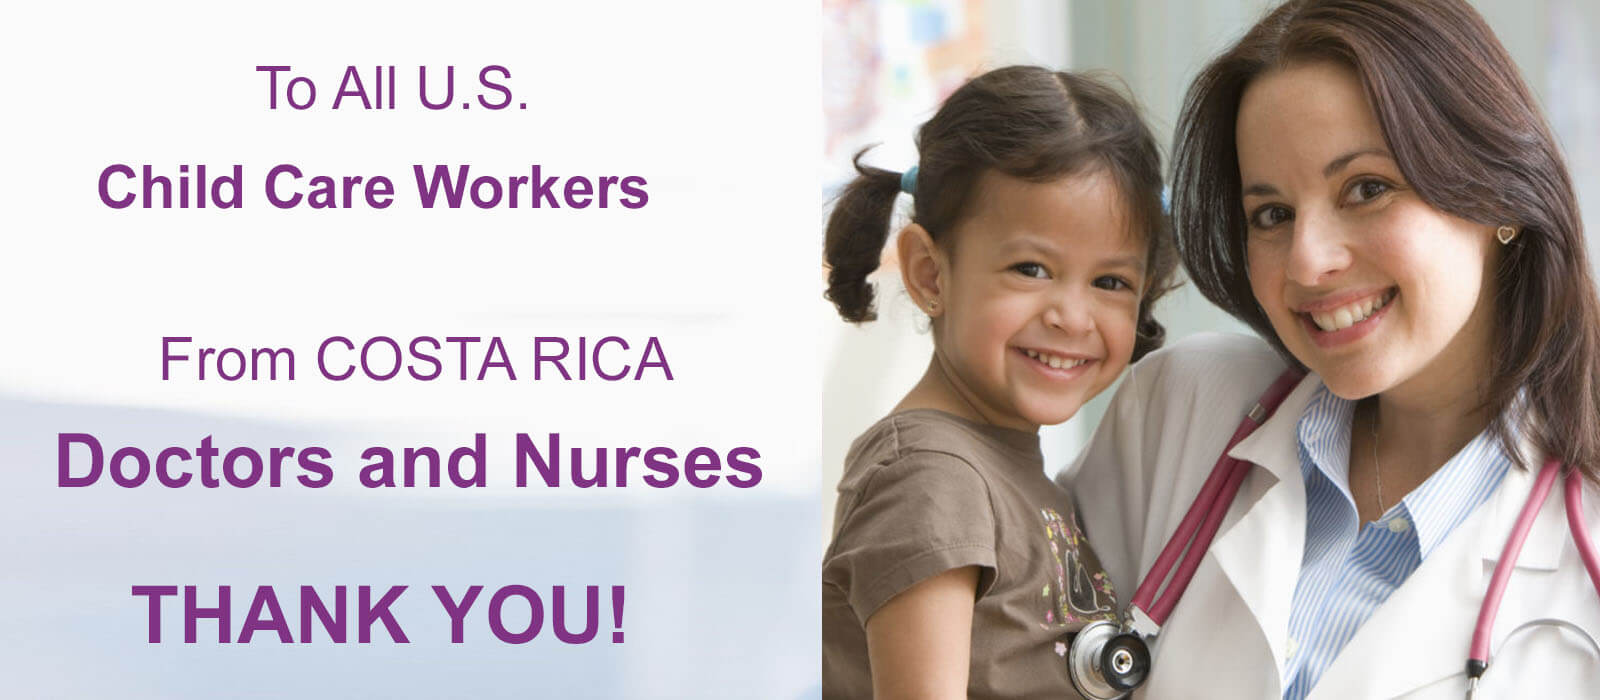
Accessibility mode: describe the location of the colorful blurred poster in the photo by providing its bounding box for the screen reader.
[822,0,989,189]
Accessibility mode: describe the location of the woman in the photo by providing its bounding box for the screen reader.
[1066,1,1600,698]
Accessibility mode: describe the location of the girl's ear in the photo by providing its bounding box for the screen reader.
[897,223,946,317]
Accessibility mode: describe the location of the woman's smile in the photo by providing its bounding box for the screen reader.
[1295,287,1397,348]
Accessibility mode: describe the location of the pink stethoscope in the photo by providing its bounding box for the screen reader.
[1067,368,1600,700]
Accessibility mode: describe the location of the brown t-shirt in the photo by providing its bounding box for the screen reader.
[822,410,1118,700]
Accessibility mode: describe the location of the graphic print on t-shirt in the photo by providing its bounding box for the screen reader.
[1040,507,1116,634]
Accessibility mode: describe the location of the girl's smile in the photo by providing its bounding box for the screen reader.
[1016,346,1097,374]
[1015,346,1099,387]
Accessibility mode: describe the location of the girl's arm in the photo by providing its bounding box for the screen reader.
[864,565,979,700]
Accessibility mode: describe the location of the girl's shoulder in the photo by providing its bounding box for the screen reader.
[826,411,1014,614]
[842,409,1040,483]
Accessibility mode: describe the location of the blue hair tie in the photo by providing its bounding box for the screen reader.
[1161,186,1171,216]
[900,166,919,196]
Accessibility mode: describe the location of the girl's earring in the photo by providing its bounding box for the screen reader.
[1496,225,1518,245]
[926,299,941,316]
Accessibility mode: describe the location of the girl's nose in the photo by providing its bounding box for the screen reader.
[1286,211,1353,286]
[1043,292,1094,334]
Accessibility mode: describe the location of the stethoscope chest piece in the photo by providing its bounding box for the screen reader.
[1067,620,1152,700]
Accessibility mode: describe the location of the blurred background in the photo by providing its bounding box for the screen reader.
[819,0,1600,539]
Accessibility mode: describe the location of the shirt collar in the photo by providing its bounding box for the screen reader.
[1296,384,1356,503]
[1403,429,1512,557]
[1293,383,1513,558]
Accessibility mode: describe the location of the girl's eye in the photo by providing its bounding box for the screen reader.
[1011,262,1049,279]
[1093,276,1134,292]
[1345,178,1392,205]
[1249,204,1293,230]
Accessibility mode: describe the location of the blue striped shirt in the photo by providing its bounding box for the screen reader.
[1281,384,1511,700]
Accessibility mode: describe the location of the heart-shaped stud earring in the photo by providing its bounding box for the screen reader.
[1496,225,1517,245]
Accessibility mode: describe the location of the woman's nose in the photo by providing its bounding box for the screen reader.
[1285,211,1353,286]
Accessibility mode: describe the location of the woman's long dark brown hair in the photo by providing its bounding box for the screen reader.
[824,65,1179,361]
[1173,0,1600,480]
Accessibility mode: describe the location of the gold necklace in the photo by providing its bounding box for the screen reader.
[1369,401,1386,516]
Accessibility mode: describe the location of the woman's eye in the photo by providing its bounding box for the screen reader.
[1249,204,1292,229]
[1011,262,1049,279]
[1093,276,1134,292]
[1345,178,1392,204]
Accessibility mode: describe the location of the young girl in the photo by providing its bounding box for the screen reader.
[820,66,1177,699]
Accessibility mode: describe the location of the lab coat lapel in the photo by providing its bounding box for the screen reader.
[1206,374,1321,683]
[1304,492,1489,699]
[1305,454,1564,699]
[1478,440,1566,573]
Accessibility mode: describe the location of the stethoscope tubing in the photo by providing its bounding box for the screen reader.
[1565,471,1600,601]
[1470,462,1600,673]
[1127,431,1243,620]
[1151,457,1249,623]
[1118,367,1600,692]
[1469,459,1560,668]
[1128,368,1306,626]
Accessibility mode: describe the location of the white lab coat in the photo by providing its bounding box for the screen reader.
[1062,333,1600,699]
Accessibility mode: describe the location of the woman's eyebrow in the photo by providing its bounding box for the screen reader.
[1241,147,1395,197]
[1242,182,1279,197]
[1323,147,1392,177]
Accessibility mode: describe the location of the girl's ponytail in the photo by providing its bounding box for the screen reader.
[824,148,904,323]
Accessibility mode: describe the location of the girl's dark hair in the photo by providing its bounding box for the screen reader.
[823,65,1179,361]
[1173,0,1600,480]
